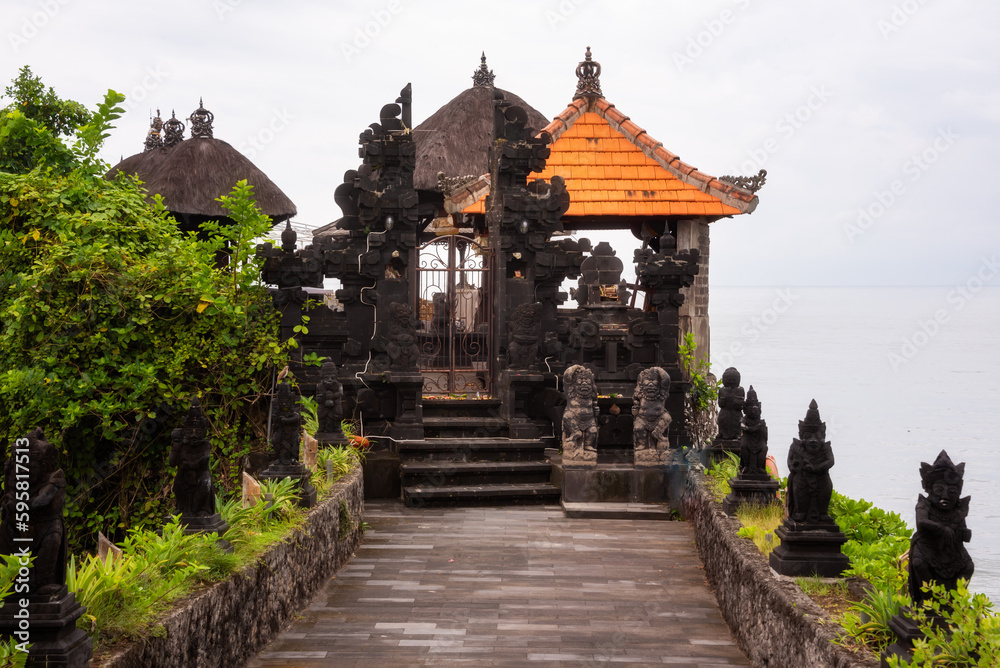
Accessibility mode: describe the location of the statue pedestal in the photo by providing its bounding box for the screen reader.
[504,372,545,439]
[880,612,924,667]
[179,513,233,553]
[722,474,780,514]
[562,446,597,467]
[0,587,92,668]
[554,461,683,504]
[768,519,849,577]
[703,438,740,465]
[385,372,424,441]
[260,461,317,508]
[633,446,670,467]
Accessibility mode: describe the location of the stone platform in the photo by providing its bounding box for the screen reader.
[249,502,748,667]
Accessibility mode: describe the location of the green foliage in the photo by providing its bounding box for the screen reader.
[735,502,783,556]
[0,555,30,666]
[338,499,353,537]
[705,451,739,501]
[0,70,291,551]
[885,580,1000,667]
[678,332,718,412]
[300,396,319,438]
[3,66,91,136]
[0,66,91,174]
[840,584,906,653]
[829,491,912,593]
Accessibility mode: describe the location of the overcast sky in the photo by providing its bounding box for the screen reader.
[3,0,997,286]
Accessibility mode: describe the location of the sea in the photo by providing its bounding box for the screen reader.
[708,286,1000,602]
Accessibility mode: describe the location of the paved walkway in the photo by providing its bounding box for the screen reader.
[249,502,748,667]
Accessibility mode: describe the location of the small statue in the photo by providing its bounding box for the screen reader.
[271,380,302,464]
[739,386,768,476]
[508,303,542,370]
[786,400,834,524]
[315,359,345,442]
[632,367,672,465]
[562,365,599,464]
[169,398,214,518]
[0,429,67,595]
[386,302,420,371]
[715,367,745,441]
[908,450,974,607]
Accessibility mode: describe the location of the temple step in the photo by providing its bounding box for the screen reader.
[421,398,502,419]
[421,416,508,437]
[402,481,561,505]
[401,461,552,487]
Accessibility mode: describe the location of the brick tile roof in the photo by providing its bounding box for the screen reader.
[465,96,758,218]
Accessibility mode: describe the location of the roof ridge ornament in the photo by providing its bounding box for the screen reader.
[472,51,495,88]
[163,110,185,147]
[574,46,603,99]
[189,98,214,139]
[143,108,163,152]
[719,169,767,193]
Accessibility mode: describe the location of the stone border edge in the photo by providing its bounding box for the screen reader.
[680,472,878,668]
[101,467,365,668]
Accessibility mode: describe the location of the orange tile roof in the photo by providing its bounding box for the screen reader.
[464,96,758,218]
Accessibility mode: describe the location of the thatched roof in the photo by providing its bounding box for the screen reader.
[107,137,296,223]
[412,85,548,191]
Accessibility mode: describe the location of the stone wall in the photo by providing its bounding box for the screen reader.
[101,468,364,668]
[680,473,877,668]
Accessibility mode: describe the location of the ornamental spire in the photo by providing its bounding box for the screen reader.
[163,110,185,147]
[188,98,214,139]
[143,109,163,151]
[472,51,495,88]
[574,46,603,99]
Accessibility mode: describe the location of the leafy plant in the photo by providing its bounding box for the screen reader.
[300,396,319,438]
[885,579,999,666]
[840,584,906,653]
[0,70,293,551]
[0,555,30,666]
[705,451,739,501]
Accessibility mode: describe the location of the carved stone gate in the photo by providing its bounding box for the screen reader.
[415,234,493,396]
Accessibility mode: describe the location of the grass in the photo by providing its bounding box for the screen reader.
[734,502,784,556]
[64,446,362,653]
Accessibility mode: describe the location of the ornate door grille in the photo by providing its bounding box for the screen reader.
[415,235,493,396]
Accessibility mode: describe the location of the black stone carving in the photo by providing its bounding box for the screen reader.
[716,367,745,442]
[768,400,848,577]
[271,380,302,465]
[143,109,163,151]
[169,399,232,550]
[786,399,834,524]
[163,109,184,147]
[908,450,974,606]
[739,386,768,476]
[315,360,347,445]
[261,380,316,508]
[562,365,599,465]
[632,367,672,466]
[0,429,93,667]
[385,302,420,371]
[882,451,975,666]
[508,303,542,370]
[722,386,779,514]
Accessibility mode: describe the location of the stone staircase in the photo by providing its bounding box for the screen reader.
[398,398,560,506]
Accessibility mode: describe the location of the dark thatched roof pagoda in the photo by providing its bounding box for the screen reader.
[107,102,296,233]
[411,53,548,192]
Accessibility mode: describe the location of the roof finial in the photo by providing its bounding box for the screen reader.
[189,98,214,139]
[574,46,603,99]
[143,108,163,152]
[472,51,495,88]
[163,109,185,147]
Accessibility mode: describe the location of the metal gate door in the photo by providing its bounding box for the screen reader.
[415,235,493,396]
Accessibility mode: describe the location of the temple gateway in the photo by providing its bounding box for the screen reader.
[260,49,764,504]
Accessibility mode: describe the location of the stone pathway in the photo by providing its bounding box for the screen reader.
[248,502,748,667]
